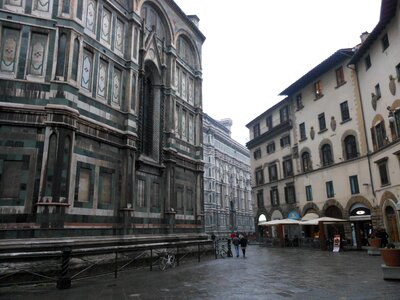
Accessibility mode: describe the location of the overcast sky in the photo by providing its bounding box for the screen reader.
[174,0,382,146]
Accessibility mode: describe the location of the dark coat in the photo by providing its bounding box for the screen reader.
[240,237,248,248]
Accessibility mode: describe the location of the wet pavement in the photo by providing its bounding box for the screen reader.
[1,245,399,300]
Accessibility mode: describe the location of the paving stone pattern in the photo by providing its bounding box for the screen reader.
[1,246,399,300]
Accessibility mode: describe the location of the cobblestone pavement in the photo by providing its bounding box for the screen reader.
[1,245,399,300]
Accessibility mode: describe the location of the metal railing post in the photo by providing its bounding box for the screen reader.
[57,247,71,289]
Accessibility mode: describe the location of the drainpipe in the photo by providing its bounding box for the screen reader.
[347,63,376,200]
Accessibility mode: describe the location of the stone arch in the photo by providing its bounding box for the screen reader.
[299,146,312,172]
[390,99,400,110]
[379,191,399,242]
[175,32,201,70]
[345,195,374,212]
[301,202,321,217]
[140,1,173,45]
[371,114,385,127]
[322,199,346,217]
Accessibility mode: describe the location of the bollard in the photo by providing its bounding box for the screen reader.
[57,247,72,289]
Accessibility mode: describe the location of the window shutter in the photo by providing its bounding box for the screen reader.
[389,121,396,141]
[370,127,377,151]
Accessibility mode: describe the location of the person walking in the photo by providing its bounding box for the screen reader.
[239,234,248,258]
[232,234,240,258]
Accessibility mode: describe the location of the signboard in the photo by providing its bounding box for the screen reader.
[333,234,341,252]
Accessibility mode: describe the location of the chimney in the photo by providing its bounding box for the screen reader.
[360,31,369,43]
[187,15,200,28]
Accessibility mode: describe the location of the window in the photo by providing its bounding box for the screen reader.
[381,33,389,51]
[85,0,97,34]
[71,39,80,81]
[305,185,313,201]
[396,63,400,82]
[266,142,275,154]
[299,123,306,140]
[374,84,381,99]
[365,55,371,70]
[394,109,400,139]
[27,33,48,76]
[376,159,389,186]
[340,101,350,122]
[349,175,359,194]
[326,181,334,198]
[99,168,112,204]
[280,135,290,148]
[0,161,22,199]
[253,148,261,159]
[318,113,326,131]
[81,49,94,91]
[282,157,293,177]
[137,179,145,207]
[268,164,278,181]
[335,66,345,86]
[270,188,279,206]
[253,123,260,138]
[314,80,322,98]
[284,185,296,204]
[280,106,289,123]
[56,34,68,77]
[344,135,358,159]
[372,121,386,149]
[296,94,303,110]
[266,115,273,130]
[255,169,264,185]
[77,167,91,202]
[302,151,311,172]
[0,28,21,74]
[321,144,333,166]
[257,190,264,208]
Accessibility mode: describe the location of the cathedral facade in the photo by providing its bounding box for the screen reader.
[0,0,205,239]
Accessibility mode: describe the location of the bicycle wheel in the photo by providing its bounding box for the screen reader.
[219,249,227,258]
[159,257,168,271]
[170,255,177,268]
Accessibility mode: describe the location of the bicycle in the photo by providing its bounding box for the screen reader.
[158,251,177,271]
[215,242,228,258]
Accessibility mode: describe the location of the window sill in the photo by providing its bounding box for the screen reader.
[299,137,308,143]
[340,118,352,125]
[380,183,391,188]
[335,81,347,89]
[314,94,324,101]
[296,105,304,111]
[318,128,328,134]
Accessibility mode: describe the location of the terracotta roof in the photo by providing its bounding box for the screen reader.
[348,0,398,65]
[279,49,354,96]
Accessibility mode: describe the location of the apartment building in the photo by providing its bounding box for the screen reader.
[203,114,254,237]
[247,0,400,246]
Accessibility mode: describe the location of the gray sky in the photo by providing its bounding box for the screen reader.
[174,0,382,146]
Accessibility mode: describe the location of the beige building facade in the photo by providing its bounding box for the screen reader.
[247,0,400,246]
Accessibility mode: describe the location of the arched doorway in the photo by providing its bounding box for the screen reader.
[325,206,344,241]
[349,203,372,248]
[385,205,400,242]
[257,214,267,241]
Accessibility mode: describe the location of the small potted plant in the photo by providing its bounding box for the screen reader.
[380,243,400,267]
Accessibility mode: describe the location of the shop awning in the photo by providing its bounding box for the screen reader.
[300,217,348,225]
[259,218,300,226]
[301,212,319,221]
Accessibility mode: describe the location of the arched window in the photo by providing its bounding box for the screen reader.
[62,0,70,14]
[60,136,71,198]
[56,33,67,77]
[45,134,57,196]
[302,151,311,172]
[344,135,358,160]
[71,38,80,81]
[321,144,333,166]
[141,3,167,42]
[177,36,195,68]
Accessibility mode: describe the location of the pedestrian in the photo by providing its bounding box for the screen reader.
[232,234,240,258]
[239,234,248,258]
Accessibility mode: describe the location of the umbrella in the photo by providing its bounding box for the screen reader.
[300,217,348,226]
[260,218,300,226]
